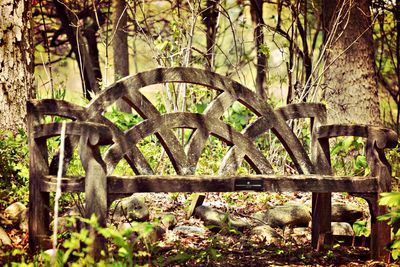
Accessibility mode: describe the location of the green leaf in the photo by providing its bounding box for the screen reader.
[259,44,270,57]
[353,220,369,236]
[231,102,243,113]
[392,249,400,260]
[379,192,400,207]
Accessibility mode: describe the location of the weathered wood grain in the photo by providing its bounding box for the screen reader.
[41,174,378,193]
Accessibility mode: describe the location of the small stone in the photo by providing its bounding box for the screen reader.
[253,204,311,228]
[0,226,11,246]
[292,227,309,236]
[112,196,150,222]
[117,222,164,243]
[18,208,28,231]
[117,222,132,232]
[332,202,365,223]
[331,222,354,236]
[155,213,177,230]
[195,206,249,232]
[251,225,282,244]
[4,202,26,224]
[62,206,82,217]
[173,225,207,236]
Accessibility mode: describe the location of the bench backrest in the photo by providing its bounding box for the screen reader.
[28,68,334,179]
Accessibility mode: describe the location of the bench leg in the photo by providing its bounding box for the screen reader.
[29,187,51,253]
[186,193,206,219]
[366,193,391,262]
[311,192,332,250]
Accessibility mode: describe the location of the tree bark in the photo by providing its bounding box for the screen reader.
[0,0,34,132]
[250,0,268,100]
[202,0,219,71]
[113,0,131,112]
[53,1,101,100]
[322,0,381,125]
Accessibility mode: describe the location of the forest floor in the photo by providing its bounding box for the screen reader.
[0,192,399,266]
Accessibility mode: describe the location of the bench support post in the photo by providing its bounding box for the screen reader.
[80,130,108,260]
[311,192,332,249]
[28,102,51,253]
[364,193,390,262]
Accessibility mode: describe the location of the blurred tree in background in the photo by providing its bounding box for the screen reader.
[28,0,400,130]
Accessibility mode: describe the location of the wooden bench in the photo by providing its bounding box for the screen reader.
[27,67,398,261]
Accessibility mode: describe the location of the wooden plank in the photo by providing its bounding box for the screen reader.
[42,174,379,194]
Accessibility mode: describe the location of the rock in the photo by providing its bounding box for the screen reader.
[155,213,177,230]
[51,216,79,233]
[5,202,26,224]
[332,202,365,223]
[292,227,309,236]
[62,206,82,217]
[18,208,28,232]
[251,225,282,244]
[112,196,149,222]
[253,204,311,228]
[194,206,249,232]
[173,225,207,236]
[50,206,82,233]
[118,222,164,243]
[0,213,12,225]
[0,226,11,246]
[145,225,165,243]
[331,222,354,236]
[118,222,133,232]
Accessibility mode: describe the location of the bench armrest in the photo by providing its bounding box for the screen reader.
[314,124,398,191]
[315,124,397,149]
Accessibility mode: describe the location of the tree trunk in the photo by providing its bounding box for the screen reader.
[202,0,219,71]
[322,0,380,125]
[113,0,131,112]
[0,0,34,132]
[250,0,268,100]
[53,1,101,100]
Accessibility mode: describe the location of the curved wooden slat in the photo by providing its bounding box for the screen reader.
[124,90,190,174]
[91,115,154,175]
[29,99,88,120]
[186,92,236,170]
[104,112,274,174]
[33,122,113,145]
[219,116,275,174]
[88,67,313,175]
[220,103,327,174]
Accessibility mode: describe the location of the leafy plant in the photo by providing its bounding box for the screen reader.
[104,108,143,132]
[378,192,400,260]
[352,220,370,237]
[26,215,157,266]
[0,130,29,205]
[330,137,369,176]
[223,102,255,131]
